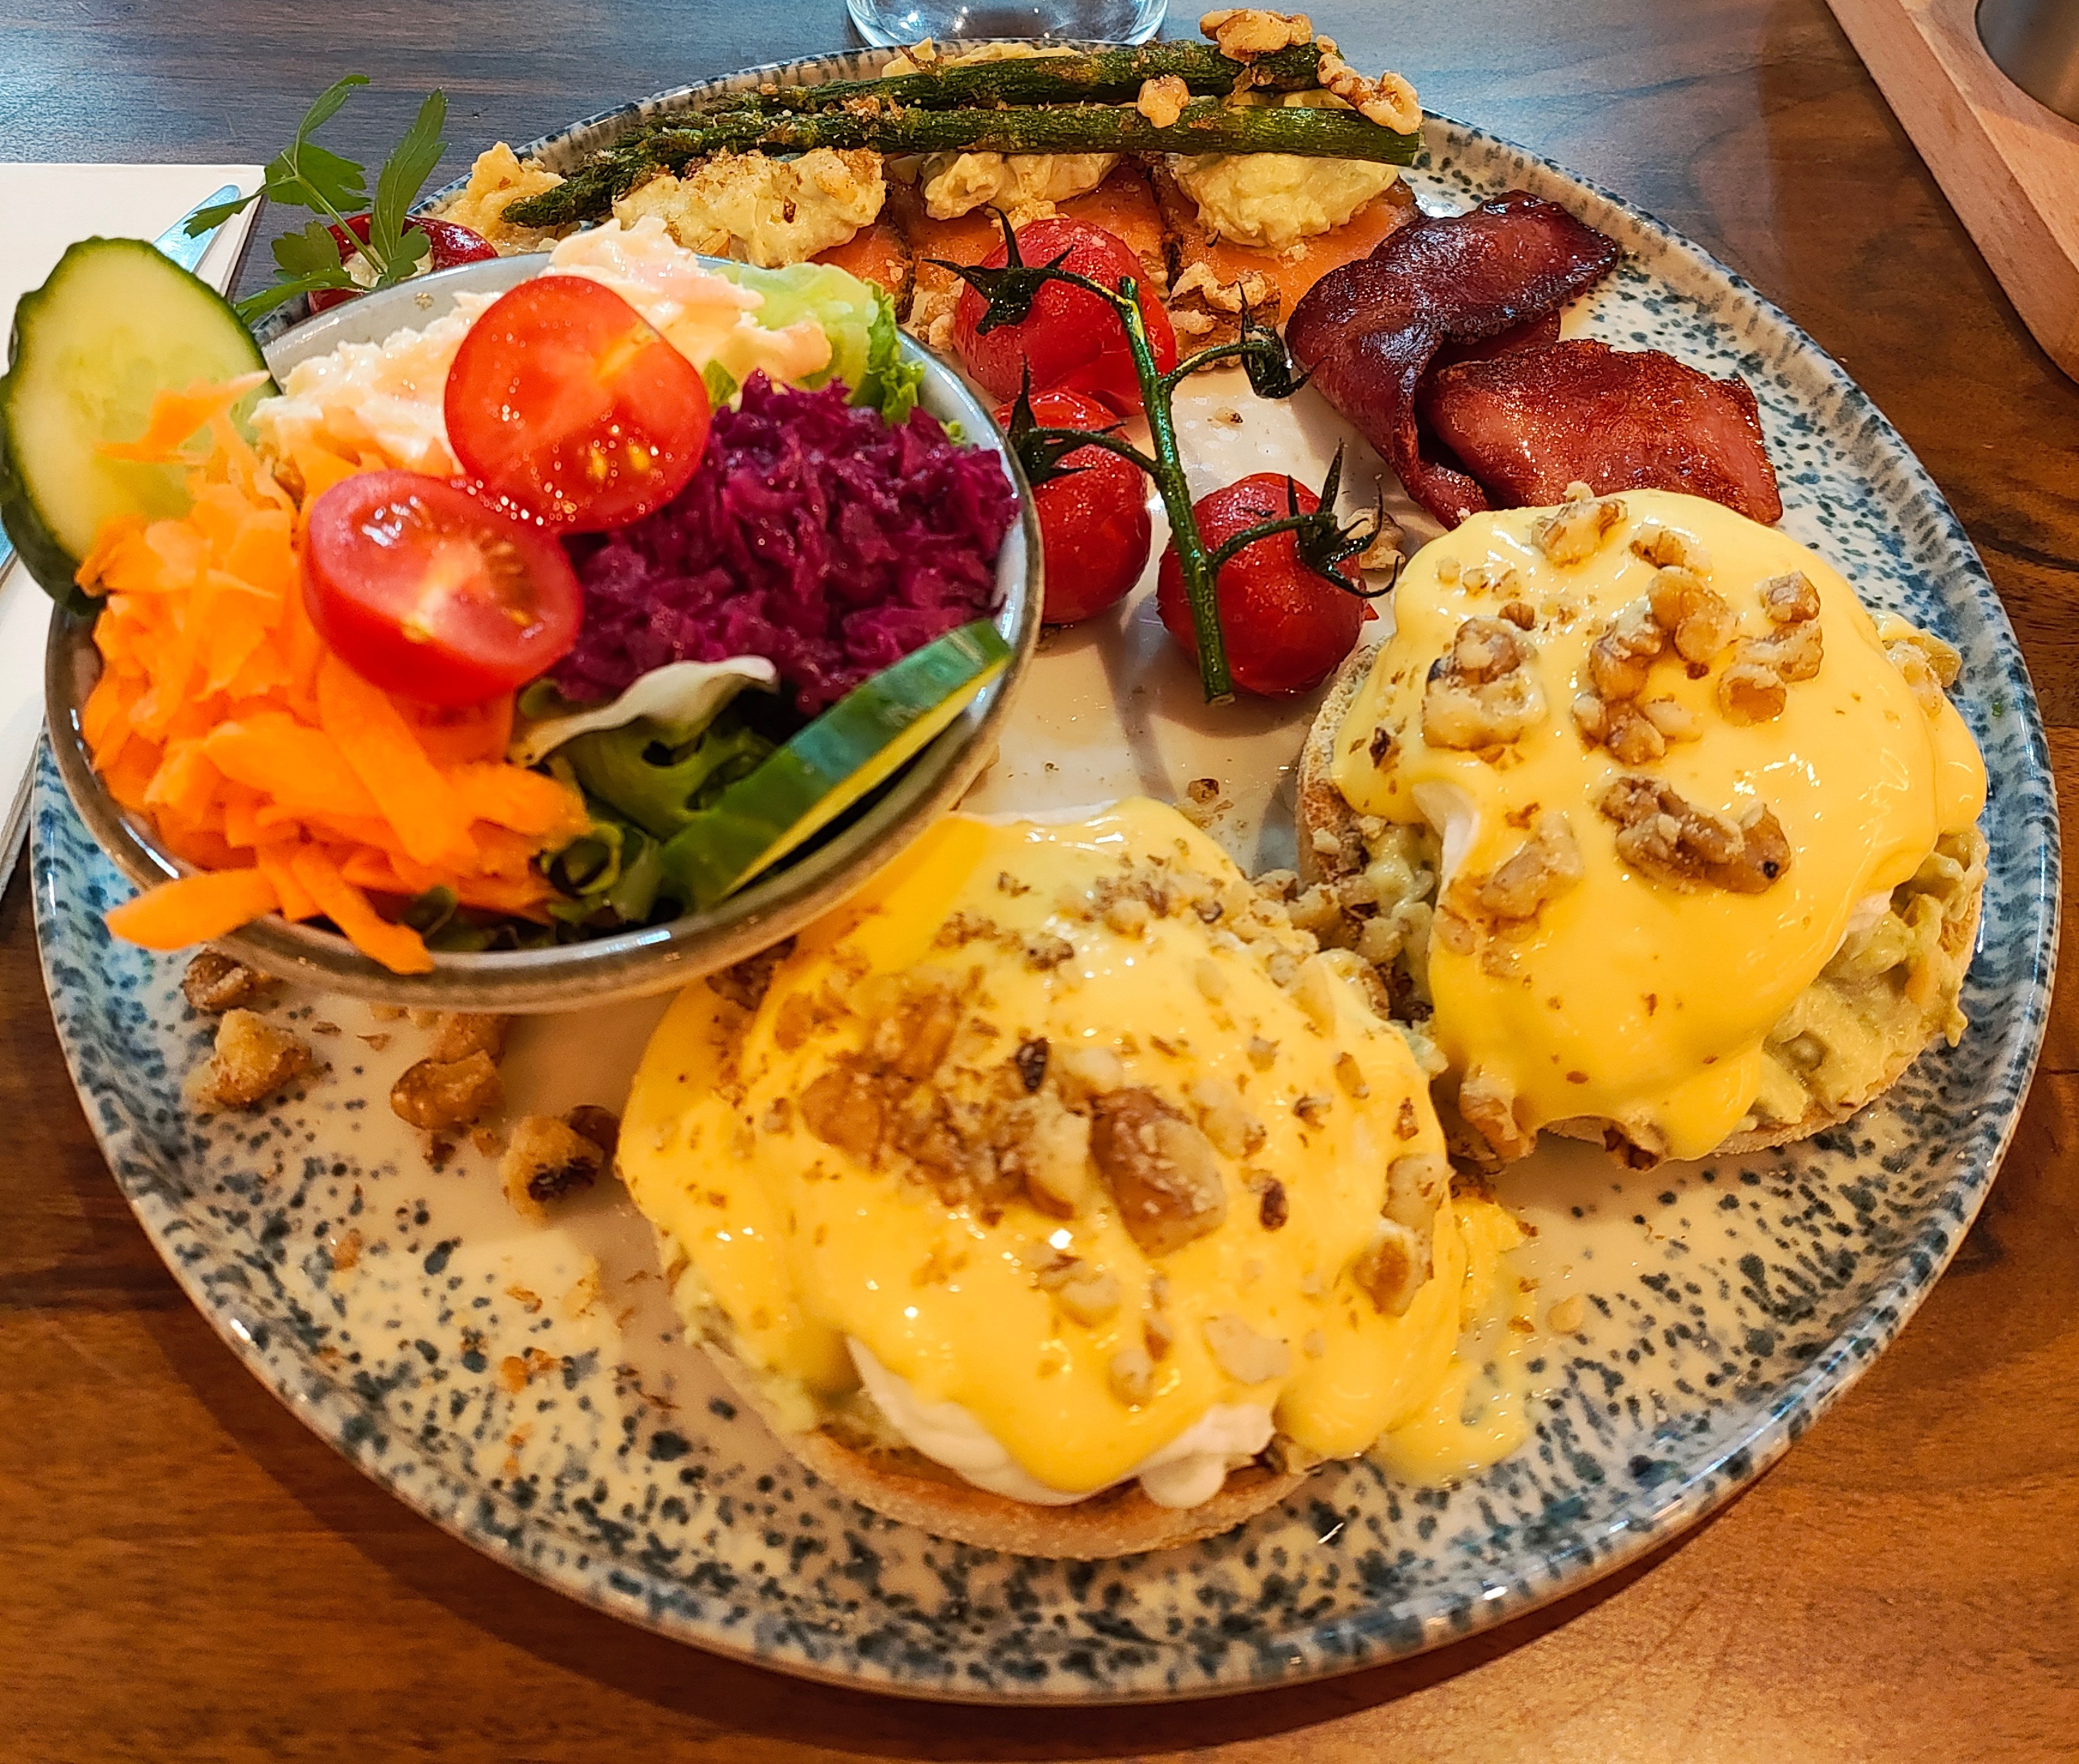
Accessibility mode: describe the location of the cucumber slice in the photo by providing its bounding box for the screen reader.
[662,620,1012,910]
[0,237,272,610]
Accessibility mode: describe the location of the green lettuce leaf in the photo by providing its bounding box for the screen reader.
[713,260,922,423]
[558,706,776,843]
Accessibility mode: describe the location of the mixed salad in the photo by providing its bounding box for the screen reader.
[0,215,1014,973]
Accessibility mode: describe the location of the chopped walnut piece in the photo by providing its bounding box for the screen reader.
[1201,7,1313,59]
[1587,601,1665,700]
[1759,570,1820,625]
[1738,616,1824,685]
[1108,1345,1155,1406]
[1886,639,1950,715]
[1103,895,1152,938]
[1475,811,1584,922]
[1647,567,1736,664]
[500,1115,606,1223]
[1355,1220,1429,1316]
[1384,1152,1450,1231]
[1090,1088,1227,1256]
[1532,495,1626,566]
[870,982,961,1080]
[1718,658,1788,724]
[1023,931,1075,971]
[201,1010,311,1109]
[1640,697,1703,743]
[1498,598,1537,630]
[564,1105,620,1159]
[1629,521,1710,573]
[1188,1077,1266,1158]
[1599,776,1792,893]
[707,938,797,1010]
[797,1068,885,1160]
[427,1012,510,1064]
[1459,1063,1534,1160]
[1056,1266,1122,1327]
[1355,504,1404,571]
[1602,697,1668,764]
[1312,46,1420,131]
[1001,1097,1094,1215]
[1884,622,1961,691]
[1136,72,1191,127]
[1423,617,1546,749]
[390,1050,500,1131]
[1201,1311,1291,1384]
[181,952,273,1014]
[1054,1043,1126,1099]
[1013,1037,1050,1092]
[1144,1307,1176,1360]
[1292,957,1339,1034]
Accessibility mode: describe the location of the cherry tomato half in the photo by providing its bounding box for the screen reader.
[306,215,499,313]
[443,275,712,532]
[303,469,583,708]
[1156,474,1367,697]
[994,389,1152,625]
[954,219,1177,416]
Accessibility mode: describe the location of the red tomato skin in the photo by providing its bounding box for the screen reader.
[1156,474,1365,697]
[954,219,1177,415]
[995,389,1151,625]
[302,470,583,708]
[306,215,499,312]
[442,275,712,532]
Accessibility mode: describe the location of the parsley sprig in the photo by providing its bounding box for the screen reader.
[190,76,451,324]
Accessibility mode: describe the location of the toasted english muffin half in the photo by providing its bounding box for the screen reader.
[659,1249,1306,1559]
[617,800,1530,1559]
[1294,646,1990,1166]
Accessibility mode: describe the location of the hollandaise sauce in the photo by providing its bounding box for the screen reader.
[619,799,1532,1506]
[1332,491,1985,1161]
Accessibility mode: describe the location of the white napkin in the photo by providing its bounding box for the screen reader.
[0,162,265,893]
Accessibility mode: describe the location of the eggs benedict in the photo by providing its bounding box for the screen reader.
[618,798,1526,1557]
[1294,488,1988,1169]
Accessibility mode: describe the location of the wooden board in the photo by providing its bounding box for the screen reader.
[1826,0,2079,379]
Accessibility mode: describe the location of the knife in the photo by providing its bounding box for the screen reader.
[0,182,244,579]
[154,182,243,272]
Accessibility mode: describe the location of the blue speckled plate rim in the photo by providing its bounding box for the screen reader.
[44,50,2061,1702]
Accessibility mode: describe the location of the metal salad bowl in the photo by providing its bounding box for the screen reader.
[44,255,1042,1011]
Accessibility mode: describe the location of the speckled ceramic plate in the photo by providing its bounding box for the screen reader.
[33,52,2058,1703]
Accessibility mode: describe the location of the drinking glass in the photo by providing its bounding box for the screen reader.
[846,0,1167,47]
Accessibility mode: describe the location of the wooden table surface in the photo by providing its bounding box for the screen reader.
[4,1,2076,1758]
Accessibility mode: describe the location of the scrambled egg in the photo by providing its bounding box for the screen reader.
[884,42,1119,225]
[618,799,1528,1507]
[435,142,568,252]
[920,150,1120,227]
[613,147,886,267]
[1169,94,1402,252]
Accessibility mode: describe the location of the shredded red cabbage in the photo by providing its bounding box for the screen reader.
[552,376,1016,714]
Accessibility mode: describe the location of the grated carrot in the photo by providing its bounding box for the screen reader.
[105,866,279,949]
[82,379,589,973]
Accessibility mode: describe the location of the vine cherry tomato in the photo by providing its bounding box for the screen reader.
[306,215,499,313]
[1156,473,1367,697]
[994,389,1152,624]
[443,275,712,531]
[953,218,1177,415]
[302,470,583,708]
